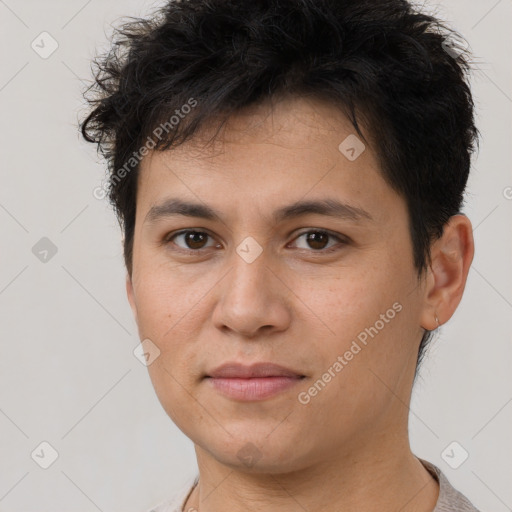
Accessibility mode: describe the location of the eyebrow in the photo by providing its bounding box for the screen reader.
[143,197,373,226]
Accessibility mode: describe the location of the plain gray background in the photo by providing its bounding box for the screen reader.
[0,0,511,511]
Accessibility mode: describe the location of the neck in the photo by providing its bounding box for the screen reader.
[184,437,439,512]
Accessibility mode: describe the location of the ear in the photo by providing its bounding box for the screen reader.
[419,214,474,330]
[126,272,138,324]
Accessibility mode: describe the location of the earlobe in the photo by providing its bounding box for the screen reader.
[419,214,474,331]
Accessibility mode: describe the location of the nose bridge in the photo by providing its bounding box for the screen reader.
[212,238,290,336]
[225,240,271,303]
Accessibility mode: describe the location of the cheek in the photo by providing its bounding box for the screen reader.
[301,261,403,334]
[134,281,173,336]
[133,262,199,333]
[133,265,215,374]
[302,258,418,378]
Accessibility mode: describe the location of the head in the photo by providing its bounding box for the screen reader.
[81,0,477,472]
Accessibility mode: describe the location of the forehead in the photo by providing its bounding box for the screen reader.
[135,95,401,226]
[150,95,373,163]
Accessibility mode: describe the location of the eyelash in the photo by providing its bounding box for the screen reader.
[163,229,348,255]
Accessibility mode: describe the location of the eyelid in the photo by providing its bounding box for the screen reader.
[291,227,348,240]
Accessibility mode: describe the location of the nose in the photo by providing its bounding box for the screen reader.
[211,248,292,339]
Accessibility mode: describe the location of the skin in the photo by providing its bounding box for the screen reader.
[126,95,474,512]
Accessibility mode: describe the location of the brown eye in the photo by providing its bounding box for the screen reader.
[305,231,329,250]
[291,230,346,252]
[169,230,216,251]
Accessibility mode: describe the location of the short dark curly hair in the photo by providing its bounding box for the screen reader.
[80,0,479,371]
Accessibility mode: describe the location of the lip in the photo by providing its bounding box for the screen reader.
[205,362,305,401]
[207,362,304,379]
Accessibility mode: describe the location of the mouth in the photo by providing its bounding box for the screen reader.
[204,362,306,401]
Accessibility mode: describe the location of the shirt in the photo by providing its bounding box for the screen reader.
[145,458,482,512]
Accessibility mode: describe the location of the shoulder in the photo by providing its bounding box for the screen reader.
[419,458,483,512]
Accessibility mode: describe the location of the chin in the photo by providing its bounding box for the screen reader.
[194,428,318,474]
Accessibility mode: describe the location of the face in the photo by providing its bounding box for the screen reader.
[126,95,429,473]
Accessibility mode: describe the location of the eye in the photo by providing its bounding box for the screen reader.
[290,229,347,252]
[166,230,219,251]
[163,228,347,254]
